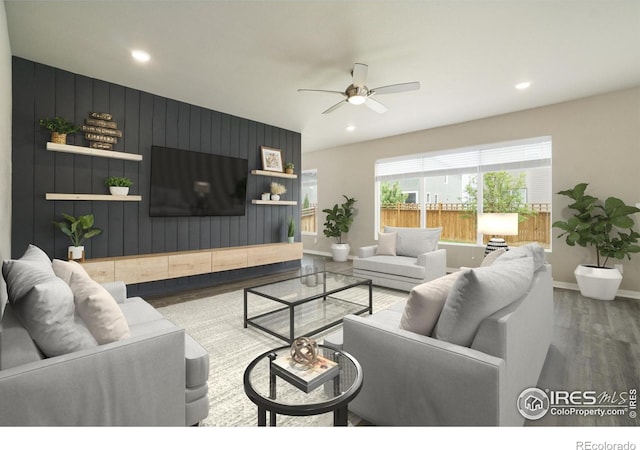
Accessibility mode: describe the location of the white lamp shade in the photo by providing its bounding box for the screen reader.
[477,213,519,236]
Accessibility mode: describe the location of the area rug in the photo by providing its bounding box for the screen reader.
[157,285,406,427]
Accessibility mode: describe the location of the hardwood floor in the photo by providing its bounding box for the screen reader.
[147,255,640,426]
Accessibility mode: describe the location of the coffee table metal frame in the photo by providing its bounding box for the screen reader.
[243,345,363,426]
[243,271,373,344]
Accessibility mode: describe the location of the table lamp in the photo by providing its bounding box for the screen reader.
[477,213,519,256]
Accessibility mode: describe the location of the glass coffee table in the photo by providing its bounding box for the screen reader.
[243,345,363,426]
[243,271,372,343]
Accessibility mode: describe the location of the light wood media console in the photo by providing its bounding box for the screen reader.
[81,242,303,285]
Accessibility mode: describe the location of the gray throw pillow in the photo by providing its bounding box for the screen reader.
[434,255,534,347]
[384,227,442,257]
[3,244,97,356]
[494,243,546,271]
[11,278,97,357]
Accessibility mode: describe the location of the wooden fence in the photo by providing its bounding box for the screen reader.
[301,203,550,247]
[380,203,551,247]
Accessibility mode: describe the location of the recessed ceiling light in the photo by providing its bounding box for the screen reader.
[131,50,151,62]
[345,125,356,132]
[515,81,531,90]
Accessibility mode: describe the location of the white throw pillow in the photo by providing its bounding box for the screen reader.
[68,271,131,345]
[434,256,534,347]
[376,232,398,256]
[53,258,89,285]
[494,243,546,271]
[480,248,506,267]
[400,271,462,336]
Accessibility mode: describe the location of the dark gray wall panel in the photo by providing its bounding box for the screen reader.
[11,57,302,295]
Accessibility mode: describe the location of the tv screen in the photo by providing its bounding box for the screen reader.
[149,146,248,217]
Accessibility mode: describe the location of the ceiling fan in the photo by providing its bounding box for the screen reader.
[298,63,420,114]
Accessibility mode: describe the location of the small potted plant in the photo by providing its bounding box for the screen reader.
[105,176,133,196]
[284,162,295,175]
[287,216,295,243]
[323,195,357,262]
[553,182,640,300]
[39,116,81,144]
[270,182,287,201]
[53,213,102,261]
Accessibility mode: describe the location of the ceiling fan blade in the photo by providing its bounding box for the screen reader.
[352,63,368,88]
[364,97,387,114]
[297,88,346,96]
[371,81,421,96]
[322,100,347,114]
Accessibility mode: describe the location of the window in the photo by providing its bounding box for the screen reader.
[301,169,318,234]
[375,137,552,248]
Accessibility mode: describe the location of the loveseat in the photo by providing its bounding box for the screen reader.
[0,244,210,426]
[352,226,447,291]
[325,244,553,426]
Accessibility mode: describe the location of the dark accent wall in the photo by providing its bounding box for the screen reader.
[11,57,301,296]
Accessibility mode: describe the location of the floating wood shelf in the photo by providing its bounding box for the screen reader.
[45,193,142,201]
[251,169,297,179]
[252,199,297,206]
[47,142,143,161]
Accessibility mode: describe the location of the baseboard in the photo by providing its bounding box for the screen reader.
[553,281,640,300]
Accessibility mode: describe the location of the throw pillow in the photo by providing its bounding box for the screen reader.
[399,271,462,336]
[493,243,546,271]
[434,255,534,347]
[480,248,506,267]
[376,232,397,256]
[2,244,54,304]
[9,278,98,357]
[385,227,441,257]
[53,258,89,285]
[68,271,130,344]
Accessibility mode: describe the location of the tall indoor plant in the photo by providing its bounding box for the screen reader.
[553,183,640,300]
[53,213,103,261]
[323,195,357,262]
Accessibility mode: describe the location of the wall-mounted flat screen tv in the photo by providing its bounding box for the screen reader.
[149,145,248,217]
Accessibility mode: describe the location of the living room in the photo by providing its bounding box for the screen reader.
[1,1,639,447]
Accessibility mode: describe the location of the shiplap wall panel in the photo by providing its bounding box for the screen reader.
[11,57,301,296]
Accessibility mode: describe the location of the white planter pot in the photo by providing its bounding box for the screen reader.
[287,236,294,243]
[109,186,129,196]
[68,245,85,261]
[574,264,622,301]
[330,243,350,262]
[271,194,280,201]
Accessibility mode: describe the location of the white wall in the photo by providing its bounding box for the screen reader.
[303,87,640,293]
[0,0,11,310]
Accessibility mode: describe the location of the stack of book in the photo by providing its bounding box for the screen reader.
[271,353,339,393]
[82,112,123,150]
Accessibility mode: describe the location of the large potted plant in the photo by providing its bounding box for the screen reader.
[39,116,81,144]
[553,183,640,300]
[53,213,103,261]
[322,195,357,262]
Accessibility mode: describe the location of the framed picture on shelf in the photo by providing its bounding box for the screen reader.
[261,146,284,173]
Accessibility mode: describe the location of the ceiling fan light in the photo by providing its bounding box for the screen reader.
[348,95,366,105]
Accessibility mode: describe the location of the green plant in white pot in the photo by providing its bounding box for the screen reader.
[53,213,103,261]
[105,176,133,196]
[553,183,640,300]
[287,216,295,243]
[323,195,357,262]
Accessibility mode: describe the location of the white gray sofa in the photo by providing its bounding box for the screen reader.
[0,245,210,426]
[325,244,553,426]
[353,226,446,291]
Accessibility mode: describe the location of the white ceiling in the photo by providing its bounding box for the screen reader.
[5,0,640,153]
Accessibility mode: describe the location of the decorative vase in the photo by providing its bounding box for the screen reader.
[285,168,294,175]
[330,243,350,262]
[271,194,280,201]
[68,245,85,262]
[51,132,67,144]
[261,193,270,201]
[109,186,129,196]
[574,264,622,301]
